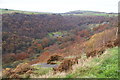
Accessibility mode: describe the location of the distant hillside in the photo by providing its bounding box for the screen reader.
[65,10,106,14]
[0,8,51,14]
[62,10,117,16]
[0,8,117,16]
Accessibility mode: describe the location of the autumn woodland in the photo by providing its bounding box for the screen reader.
[1,9,119,79]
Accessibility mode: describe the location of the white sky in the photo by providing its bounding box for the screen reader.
[0,0,119,13]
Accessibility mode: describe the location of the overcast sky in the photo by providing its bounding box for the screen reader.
[0,0,119,13]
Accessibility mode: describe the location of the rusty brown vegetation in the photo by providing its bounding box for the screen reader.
[84,27,118,57]
[2,63,33,78]
[53,57,78,74]
[47,54,64,64]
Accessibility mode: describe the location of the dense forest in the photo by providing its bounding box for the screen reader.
[2,13,117,54]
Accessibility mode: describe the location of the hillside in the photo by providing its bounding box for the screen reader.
[0,8,50,14]
[61,10,117,16]
[2,11,117,54]
[29,47,118,78]
[1,8,118,16]
[63,10,106,14]
[1,9,119,79]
